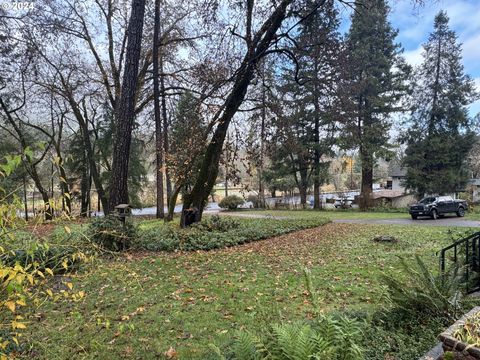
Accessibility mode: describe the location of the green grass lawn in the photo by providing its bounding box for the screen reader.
[226,208,410,220]
[226,208,480,221]
[20,218,478,359]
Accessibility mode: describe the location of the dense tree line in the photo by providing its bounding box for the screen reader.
[0,0,478,224]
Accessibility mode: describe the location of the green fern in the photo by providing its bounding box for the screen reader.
[230,330,265,360]
[381,255,472,320]
[225,314,363,359]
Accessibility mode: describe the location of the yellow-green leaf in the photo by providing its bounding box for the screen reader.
[12,321,26,329]
[5,301,15,312]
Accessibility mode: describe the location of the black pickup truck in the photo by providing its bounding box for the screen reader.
[409,196,468,220]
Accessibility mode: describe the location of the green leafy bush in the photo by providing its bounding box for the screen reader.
[219,195,244,210]
[1,153,87,356]
[0,242,84,274]
[381,255,472,321]
[134,223,181,252]
[88,215,137,251]
[190,215,240,232]
[215,317,363,360]
[135,217,329,252]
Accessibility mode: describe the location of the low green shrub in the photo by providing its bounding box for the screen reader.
[381,255,473,321]
[190,215,240,232]
[134,217,329,252]
[219,195,244,210]
[0,242,84,274]
[134,223,181,252]
[88,215,137,251]
[361,308,447,360]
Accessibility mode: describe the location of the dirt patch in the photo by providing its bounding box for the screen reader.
[26,223,57,238]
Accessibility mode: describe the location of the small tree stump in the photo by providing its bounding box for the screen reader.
[373,235,398,243]
[181,207,200,228]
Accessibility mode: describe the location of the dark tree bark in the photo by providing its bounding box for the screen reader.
[153,0,165,219]
[80,151,90,217]
[313,91,321,209]
[258,69,266,208]
[181,0,293,224]
[160,54,173,209]
[292,161,308,208]
[56,152,71,215]
[359,151,374,210]
[109,0,147,210]
[166,184,181,221]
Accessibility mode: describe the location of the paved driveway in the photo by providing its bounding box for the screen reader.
[333,216,479,227]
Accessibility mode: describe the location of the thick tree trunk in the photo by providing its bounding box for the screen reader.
[160,54,172,207]
[312,59,323,210]
[109,0,146,210]
[180,0,292,225]
[166,185,182,221]
[313,102,321,209]
[258,72,266,208]
[299,186,307,208]
[80,164,89,217]
[153,0,165,219]
[359,154,373,210]
[299,167,308,208]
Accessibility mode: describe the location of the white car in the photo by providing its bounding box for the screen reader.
[334,198,353,208]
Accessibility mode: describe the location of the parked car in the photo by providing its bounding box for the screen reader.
[334,198,354,209]
[409,196,468,220]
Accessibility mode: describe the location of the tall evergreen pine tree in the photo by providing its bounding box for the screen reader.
[402,11,478,196]
[273,0,340,207]
[344,0,409,209]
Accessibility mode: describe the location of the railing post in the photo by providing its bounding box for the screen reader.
[440,249,446,273]
[438,232,480,294]
[466,239,470,293]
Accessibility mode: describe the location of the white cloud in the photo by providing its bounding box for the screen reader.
[403,47,423,66]
[462,34,480,68]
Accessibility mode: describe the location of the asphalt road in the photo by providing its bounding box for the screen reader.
[332,216,480,227]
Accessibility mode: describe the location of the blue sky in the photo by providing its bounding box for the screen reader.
[339,0,480,116]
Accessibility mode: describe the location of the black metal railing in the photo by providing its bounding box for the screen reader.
[439,232,480,294]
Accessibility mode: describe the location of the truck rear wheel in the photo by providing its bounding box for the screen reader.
[457,207,465,217]
[411,214,417,220]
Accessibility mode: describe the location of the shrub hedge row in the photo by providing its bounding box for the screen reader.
[134,216,330,252]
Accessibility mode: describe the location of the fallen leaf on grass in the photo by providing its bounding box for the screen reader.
[164,347,177,359]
